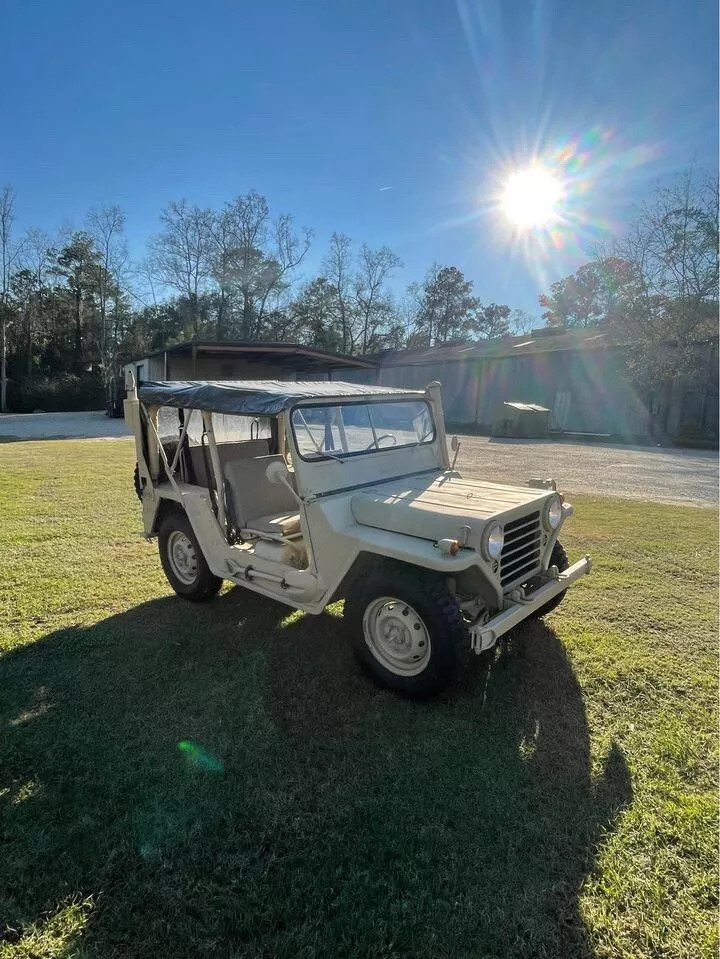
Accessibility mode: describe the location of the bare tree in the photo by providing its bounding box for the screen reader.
[619,170,719,303]
[508,309,536,336]
[208,207,236,339]
[16,227,52,377]
[220,192,269,338]
[322,233,354,353]
[354,244,402,353]
[257,212,312,325]
[130,258,160,309]
[395,282,424,349]
[86,205,128,397]
[149,200,214,336]
[218,193,312,339]
[0,186,22,413]
[605,170,719,386]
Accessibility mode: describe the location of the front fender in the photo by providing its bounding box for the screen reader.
[315,520,497,607]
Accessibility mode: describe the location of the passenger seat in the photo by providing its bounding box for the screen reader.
[188,438,270,487]
[224,455,301,539]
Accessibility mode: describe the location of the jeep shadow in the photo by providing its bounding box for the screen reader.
[0,589,631,957]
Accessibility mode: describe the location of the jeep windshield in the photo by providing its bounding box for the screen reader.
[291,399,435,461]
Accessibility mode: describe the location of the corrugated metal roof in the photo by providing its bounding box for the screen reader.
[504,401,551,413]
[374,328,612,366]
[131,341,377,369]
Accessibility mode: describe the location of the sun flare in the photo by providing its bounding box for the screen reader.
[501,167,563,228]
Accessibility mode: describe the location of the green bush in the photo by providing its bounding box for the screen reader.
[7,374,105,413]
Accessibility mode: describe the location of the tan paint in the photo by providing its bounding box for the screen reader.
[131,382,590,661]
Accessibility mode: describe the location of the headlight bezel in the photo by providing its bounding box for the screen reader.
[481,521,504,561]
[544,494,563,531]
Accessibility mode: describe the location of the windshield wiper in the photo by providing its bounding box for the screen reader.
[309,450,345,464]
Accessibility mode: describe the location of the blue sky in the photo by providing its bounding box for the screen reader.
[2,0,717,317]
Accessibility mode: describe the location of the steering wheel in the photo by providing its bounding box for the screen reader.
[365,433,397,451]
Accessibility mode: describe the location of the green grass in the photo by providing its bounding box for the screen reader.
[0,439,717,959]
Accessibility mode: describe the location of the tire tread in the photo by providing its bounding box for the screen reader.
[158,508,223,602]
[345,564,467,698]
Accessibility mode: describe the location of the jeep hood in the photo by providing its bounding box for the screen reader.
[350,472,550,550]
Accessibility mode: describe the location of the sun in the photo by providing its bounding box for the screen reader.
[501,166,563,228]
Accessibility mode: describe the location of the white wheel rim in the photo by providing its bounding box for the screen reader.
[362,596,431,676]
[167,530,199,585]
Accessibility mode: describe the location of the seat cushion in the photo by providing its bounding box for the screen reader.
[224,455,298,529]
[244,512,301,537]
[189,439,270,487]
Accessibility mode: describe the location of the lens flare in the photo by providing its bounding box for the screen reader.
[178,740,224,773]
[501,166,564,228]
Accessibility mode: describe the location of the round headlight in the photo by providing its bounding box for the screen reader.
[544,494,562,530]
[482,522,504,560]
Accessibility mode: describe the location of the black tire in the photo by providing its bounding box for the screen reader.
[529,540,569,618]
[133,463,144,502]
[344,565,468,698]
[158,509,223,602]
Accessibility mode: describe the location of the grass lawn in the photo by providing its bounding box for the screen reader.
[0,439,717,958]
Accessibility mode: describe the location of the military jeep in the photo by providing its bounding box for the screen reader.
[126,378,590,697]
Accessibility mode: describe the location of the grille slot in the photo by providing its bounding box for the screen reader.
[500,511,542,587]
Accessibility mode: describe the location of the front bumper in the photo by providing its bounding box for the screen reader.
[469,555,592,654]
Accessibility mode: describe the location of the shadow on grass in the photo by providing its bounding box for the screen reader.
[0,590,631,958]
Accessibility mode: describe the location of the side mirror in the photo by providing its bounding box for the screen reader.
[450,435,461,470]
[266,460,289,485]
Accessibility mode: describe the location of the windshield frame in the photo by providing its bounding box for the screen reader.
[289,397,436,463]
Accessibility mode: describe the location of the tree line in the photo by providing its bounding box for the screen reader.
[0,189,527,412]
[0,169,716,413]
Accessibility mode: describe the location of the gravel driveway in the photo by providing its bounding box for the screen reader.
[0,410,131,440]
[455,435,717,508]
[1,411,716,507]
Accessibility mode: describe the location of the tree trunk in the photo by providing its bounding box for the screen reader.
[187,292,199,338]
[242,290,252,339]
[25,305,33,379]
[74,288,82,367]
[216,290,226,340]
[1,314,7,414]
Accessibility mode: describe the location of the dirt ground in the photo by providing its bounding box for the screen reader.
[1,410,716,507]
[454,434,717,508]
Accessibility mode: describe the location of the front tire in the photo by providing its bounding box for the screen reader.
[528,540,569,618]
[344,566,467,698]
[158,509,223,602]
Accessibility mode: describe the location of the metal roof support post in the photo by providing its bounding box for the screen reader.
[201,410,227,535]
[169,410,193,476]
[426,381,451,469]
[163,350,168,379]
[192,344,198,378]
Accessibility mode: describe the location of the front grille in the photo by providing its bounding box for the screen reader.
[500,511,542,587]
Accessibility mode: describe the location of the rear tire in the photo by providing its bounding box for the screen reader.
[528,540,569,618]
[158,509,223,602]
[344,566,467,698]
